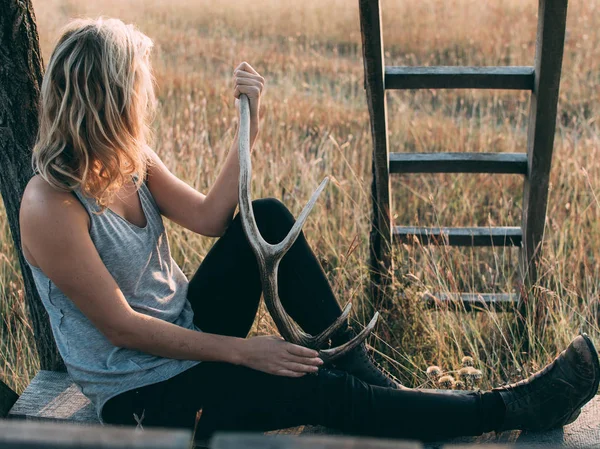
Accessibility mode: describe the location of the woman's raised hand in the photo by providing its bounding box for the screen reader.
[240,335,324,377]
[233,61,264,139]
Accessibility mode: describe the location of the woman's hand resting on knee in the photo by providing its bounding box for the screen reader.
[240,335,324,377]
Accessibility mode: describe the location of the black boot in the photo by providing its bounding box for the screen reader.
[493,333,600,432]
[330,326,404,390]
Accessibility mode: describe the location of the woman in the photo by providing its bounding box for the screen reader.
[20,18,599,442]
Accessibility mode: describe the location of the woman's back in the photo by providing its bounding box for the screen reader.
[22,174,200,423]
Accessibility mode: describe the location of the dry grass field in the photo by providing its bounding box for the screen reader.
[1,0,599,394]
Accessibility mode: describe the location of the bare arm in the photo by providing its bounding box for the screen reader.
[19,178,323,377]
[146,62,264,237]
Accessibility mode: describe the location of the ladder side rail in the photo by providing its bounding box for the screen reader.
[521,0,569,285]
[359,0,393,289]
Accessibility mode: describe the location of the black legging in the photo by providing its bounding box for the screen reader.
[101,198,499,441]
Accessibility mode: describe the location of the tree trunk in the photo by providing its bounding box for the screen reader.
[0,378,18,417]
[0,0,65,371]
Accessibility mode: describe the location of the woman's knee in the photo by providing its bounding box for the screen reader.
[252,197,291,219]
[251,197,295,242]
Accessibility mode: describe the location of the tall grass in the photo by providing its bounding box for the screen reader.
[1,0,599,394]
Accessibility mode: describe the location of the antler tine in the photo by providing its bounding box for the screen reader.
[262,266,312,346]
[238,94,269,252]
[311,302,353,349]
[318,312,380,364]
[238,94,310,346]
[273,177,329,258]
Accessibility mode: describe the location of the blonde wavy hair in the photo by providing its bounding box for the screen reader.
[32,17,156,212]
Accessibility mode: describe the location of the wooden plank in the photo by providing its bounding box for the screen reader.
[359,0,393,296]
[422,292,519,311]
[385,66,535,90]
[268,426,339,437]
[520,0,569,284]
[393,226,522,246]
[9,370,97,422]
[389,153,528,174]
[0,420,191,449]
[0,378,18,418]
[212,433,421,449]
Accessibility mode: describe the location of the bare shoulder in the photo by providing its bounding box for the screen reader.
[143,145,166,177]
[20,175,90,266]
[21,175,86,220]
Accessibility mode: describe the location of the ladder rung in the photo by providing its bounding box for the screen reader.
[385,66,535,90]
[393,226,522,246]
[389,152,528,174]
[423,292,519,311]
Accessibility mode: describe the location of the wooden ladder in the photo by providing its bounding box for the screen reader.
[359,0,568,310]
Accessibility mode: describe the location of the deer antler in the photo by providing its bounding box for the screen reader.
[237,94,379,364]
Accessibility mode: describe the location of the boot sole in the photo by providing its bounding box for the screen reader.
[562,333,600,426]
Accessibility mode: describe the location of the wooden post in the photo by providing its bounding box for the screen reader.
[0,0,65,371]
[359,0,393,300]
[520,0,568,285]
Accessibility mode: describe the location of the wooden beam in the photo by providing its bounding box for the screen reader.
[0,378,18,418]
[393,226,522,247]
[389,152,528,174]
[0,0,65,370]
[521,0,569,284]
[0,420,191,449]
[359,0,393,293]
[212,433,421,449]
[385,66,535,90]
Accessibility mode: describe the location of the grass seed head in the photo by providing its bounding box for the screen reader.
[454,380,466,390]
[438,375,455,389]
[468,368,483,382]
[426,365,442,380]
[458,367,471,382]
[461,356,474,367]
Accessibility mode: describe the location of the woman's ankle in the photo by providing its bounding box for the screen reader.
[481,390,507,433]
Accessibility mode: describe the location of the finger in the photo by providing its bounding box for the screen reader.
[234,73,264,92]
[286,344,319,358]
[234,71,263,81]
[233,62,259,76]
[284,362,320,374]
[234,78,262,88]
[235,74,264,88]
[238,61,259,76]
[284,355,324,366]
[275,369,306,378]
[234,78,264,93]
[236,86,261,98]
[233,86,241,99]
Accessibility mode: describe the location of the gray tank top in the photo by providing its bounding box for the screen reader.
[23,175,201,423]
